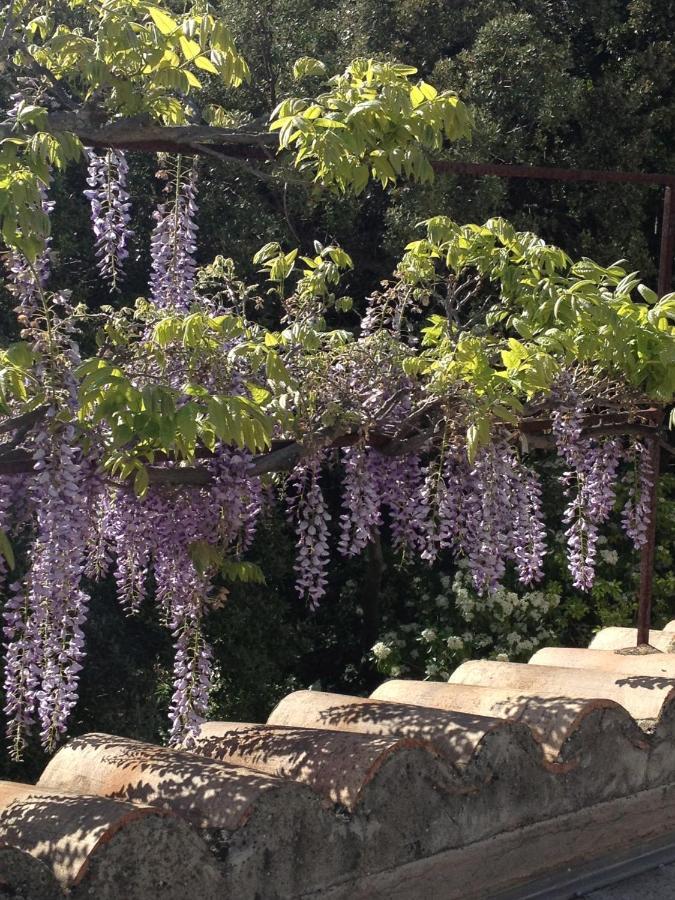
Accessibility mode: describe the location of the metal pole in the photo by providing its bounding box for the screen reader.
[432,160,675,188]
[634,189,674,646]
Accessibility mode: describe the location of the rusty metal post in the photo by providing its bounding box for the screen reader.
[636,437,661,646]
[657,186,675,298]
[634,188,674,646]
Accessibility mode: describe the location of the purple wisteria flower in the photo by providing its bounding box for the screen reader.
[622,439,655,549]
[376,453,431,555]
[209,448,263,552]
[507,453,547,586]
[433,442,547,593]
[94,447,263,746]
[3,422,91,757]
[168,604,213,748]
[552,404,623,591]
[84,149,133,288]
[338,447,382,557]
[287,458,331,608]
[0,477,16,581]
[149,162,199,310]
[464,444,511,594]
[104,488,152,613]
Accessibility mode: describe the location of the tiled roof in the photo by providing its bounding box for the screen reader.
[3,622,675,899]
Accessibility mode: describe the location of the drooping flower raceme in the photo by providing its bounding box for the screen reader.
[377,453,431,555]
[104,488,152,613]
[151,513,213,746]
[464,444,511,594]
[87,448,264,747]
[287,458,331,608]
[208,448,263,553]
[149,160,199,310]
[84,149,133,288]
[338,447,382,557]
[436,451,472,552]
[622,439,655,549]
[3,422,91,758]
[552,405,622,590]
[434,443,546,593]
[0,478,16,582]
[159,453,262,745]
[168,598,213,748]
[507,454,547,586]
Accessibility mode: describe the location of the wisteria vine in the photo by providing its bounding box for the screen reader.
[0,141,666,763]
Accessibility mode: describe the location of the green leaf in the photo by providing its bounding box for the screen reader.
[134,465,149,498]
[221,559,266,584]
[0,530,15,571]
[292,57,326,80]
[266,350,293,385]
[179,35,200,61]
[176,403,198,447]
[194,55,219,74]
[246,383,271,405]
[189,540,223,574]
[5,343,35,369]
[147,6,178,34]
[638,284,658,305]
[207,396,232,441]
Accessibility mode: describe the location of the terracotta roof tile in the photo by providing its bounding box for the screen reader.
[530,646,675,681]
[36,732,354,898]
[38,731,298,832]
[589,627,675,652]
[370,678,627,760]
[192,722,439,811]
[6,634,675,897]
[266,688,537,770]
[449,658,675,720]
[0,781,224,898]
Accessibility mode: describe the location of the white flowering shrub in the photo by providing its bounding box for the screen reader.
[371,564,561,679]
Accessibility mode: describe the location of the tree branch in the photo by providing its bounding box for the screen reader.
[0,405,48,435]
[0,408,667,483]
[1,113,277,159]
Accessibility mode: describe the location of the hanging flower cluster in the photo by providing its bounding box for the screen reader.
[84,149,133,288]
[338,447,382,557]
[287,458,331,608]
[3,423,90,757]
[290,439,550,608]
[552,404,622,590]
[510,459,548,586]
[97,452,262,745]
[0,479,15,583]
[622,439,655,549]
[378,453,431,555]
[149,159,199,310]
[431,444,547,595]
[2,429,265,754]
